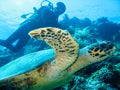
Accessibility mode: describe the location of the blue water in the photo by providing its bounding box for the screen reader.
[0,0,120,39]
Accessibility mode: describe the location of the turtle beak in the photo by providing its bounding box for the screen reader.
[28,30,40,38]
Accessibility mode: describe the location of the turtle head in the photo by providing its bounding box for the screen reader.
[69,41,115,75]
[87,41,115,63]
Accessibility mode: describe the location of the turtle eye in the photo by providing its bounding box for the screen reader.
[100,42,108,49]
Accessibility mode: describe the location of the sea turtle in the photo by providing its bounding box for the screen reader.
[0,27,115,90]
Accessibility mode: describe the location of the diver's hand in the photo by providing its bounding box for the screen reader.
[33,7,37,13]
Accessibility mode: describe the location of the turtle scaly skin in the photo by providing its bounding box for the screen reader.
[0,27,115,90]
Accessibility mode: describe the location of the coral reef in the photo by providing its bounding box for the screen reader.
[88,64,120,87]
[93,17,120,41]
[60,14,91,29]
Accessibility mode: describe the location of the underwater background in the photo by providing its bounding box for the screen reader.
[0,0,120,90]
[0,0,120,39]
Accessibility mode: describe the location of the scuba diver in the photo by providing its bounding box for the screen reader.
[0,0,66,52]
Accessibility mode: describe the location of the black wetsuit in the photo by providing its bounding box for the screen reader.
[0,6,60,52]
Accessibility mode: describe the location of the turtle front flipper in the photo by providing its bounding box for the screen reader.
[29,27,79,78]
